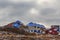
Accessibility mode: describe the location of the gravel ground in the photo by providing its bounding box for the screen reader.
[0,35,59,40]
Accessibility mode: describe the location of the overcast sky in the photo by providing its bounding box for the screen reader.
[0,0,60,28]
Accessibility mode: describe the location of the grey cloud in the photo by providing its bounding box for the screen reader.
[41,8,57,16]
[0,0,60,28]
[45,18,60,26]
[0,1,36,25]
[8,2,35,17]
[46,18,60,22]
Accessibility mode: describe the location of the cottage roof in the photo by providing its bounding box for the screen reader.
[27,22,45,29]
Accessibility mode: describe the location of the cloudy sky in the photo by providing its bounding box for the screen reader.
[0,0,60,28]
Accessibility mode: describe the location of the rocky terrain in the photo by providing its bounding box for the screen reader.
[0,28,59,40]
[0,33,59,40]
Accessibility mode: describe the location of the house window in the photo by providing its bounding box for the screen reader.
[37,30,40,33]
[34,30,37,32]
[37,27,40,28]
[31,30,33,32]
[37,30,41,33]
[29,30,33,33]
[36,30,42,34]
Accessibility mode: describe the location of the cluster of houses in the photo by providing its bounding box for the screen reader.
[4,20,60,35]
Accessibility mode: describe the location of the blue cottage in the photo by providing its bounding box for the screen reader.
[13,20,23,28]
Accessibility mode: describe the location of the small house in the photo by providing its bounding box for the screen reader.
[26,22,46,34]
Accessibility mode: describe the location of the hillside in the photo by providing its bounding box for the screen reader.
[0,21,59,40]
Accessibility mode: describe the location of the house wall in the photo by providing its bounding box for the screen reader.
[24,27,45,34]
